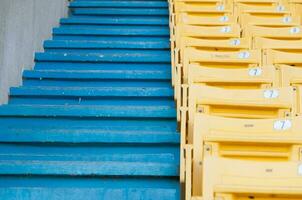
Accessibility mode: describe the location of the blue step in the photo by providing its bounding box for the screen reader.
[60,16,169,25]
[70,1,168,8]
[0,127,179,143]
[53,26,170,36]
[10,87,174,97]
[0,177,180,200]
[35,52,170,63]
[23,70,171,80]
[0,143,179,176]
[34,62,170,71]
[44,39,170,49]
[0,104,176,118]
[71,8,169,16]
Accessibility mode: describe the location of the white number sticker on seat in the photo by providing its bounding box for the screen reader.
[248,67,262,76]
[298,164,302,175]
[220,26,231,33]
[219,16,229,22]
[276,5,285,12]
[264,89,279,99]
[283,16,292,23]
[274,120,292,131]
[230,39,240,46]
[216,5,224,11]
[238,51,250,59]
[290,27,300,34]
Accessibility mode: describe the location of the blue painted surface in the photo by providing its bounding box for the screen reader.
[0,0,180,199]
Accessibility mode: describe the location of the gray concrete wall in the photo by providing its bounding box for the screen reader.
[0,0,69,104]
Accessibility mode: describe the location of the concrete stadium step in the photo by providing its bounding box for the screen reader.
[35,51,170,63]
[53,26,169,36]
[22,70,171,80]
[10,87,174,97]
[0,143,178,176]
[60,16,169,25]
[44,39,170,49]
[0,176,179,200]
[0,126,179,143]
[69,1,168,8]
[0,104,176,118]
[34,62,170,71]
[71,8,169,16]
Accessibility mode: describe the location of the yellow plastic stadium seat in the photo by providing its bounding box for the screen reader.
[188,64,276,88]
[254,37,302,50]
[189,114,302,197]
[278,65,302,86]
[174,2,232,13]
[201,157,302,200]
[175,24,241,45]
[235,3,291,16]
[188,85,294,121]
[264,49,302,65]
[240,13,300,29]
[183,48,261,82]
[244,25,302,39]
[177,13,236,26]
[234,0,282,3]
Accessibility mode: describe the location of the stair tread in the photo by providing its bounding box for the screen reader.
[70,1,168,8]
[44,39,170,49]
[35,52,171,62]
[0,127,179,143]
[23,69,171,79]
[60,16,169,25]
[53,26,170,36]
[0,104,176,118]
[10,86,174,97]
[72,8,169,15]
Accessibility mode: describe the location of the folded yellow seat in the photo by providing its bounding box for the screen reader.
[240,13,300,29]
[188,113,302,199]
[278,65,302,86]
[243,25,302,39]
[235,3,291,16]
[188,64,276,88]
[265,49,302,65]
[174,1,232,13]
[188,85,294,120]
[201,157,302,200]
[177,13,236,26]
[234,0,283,3]
[254,37,302,50]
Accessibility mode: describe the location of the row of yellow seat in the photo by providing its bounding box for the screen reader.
[169,0,302,199]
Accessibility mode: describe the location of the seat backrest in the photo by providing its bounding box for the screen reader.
[188,64,276,88]
[254,37,302,50]
[202,156,302,200]
[244,25,302,39]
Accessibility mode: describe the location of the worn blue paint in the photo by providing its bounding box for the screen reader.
[69,1,168,8]
[53,26,170,36]
[60,16,169,25]
[72,8,169,16]
[0,0,179,199]
[44,39,170,49]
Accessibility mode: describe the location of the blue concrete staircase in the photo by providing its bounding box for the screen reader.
[0,0,180,199]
